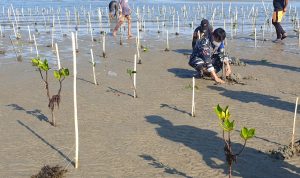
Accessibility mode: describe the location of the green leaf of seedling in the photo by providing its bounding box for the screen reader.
[31,58,40,66]
[240,127,255,140]
[247,128,255,139]
[214,104,225,121]
[221,119,235,132]
[143,47,148,52]
[54,70,61,80]
[60,68,69,77]
[39,59,50,71]
[127,69,136,77]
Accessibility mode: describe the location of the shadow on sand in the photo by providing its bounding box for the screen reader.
[139,154,192,178]
[7,104,49,123]
[160,103,191,116]
[168,68,196,78]
[243,59,300,73]
[17,120,74,166]
[145,115,300,178]
[208,86,299,113]
[172,49,192,56]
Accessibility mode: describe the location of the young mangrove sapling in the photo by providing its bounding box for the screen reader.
[31,57,69,126]
[214,104,255,178]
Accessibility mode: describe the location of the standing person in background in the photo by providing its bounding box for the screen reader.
[272,0,288,43]
[109,0,119,19]
[112,0,133,38]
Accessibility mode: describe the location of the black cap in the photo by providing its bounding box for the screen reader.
[201,19,209,28]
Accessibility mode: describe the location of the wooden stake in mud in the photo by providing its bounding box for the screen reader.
[102,34,106,58]
[176,15,179,35]
[291,97,298,148]
[33,34,39,57]
[0,25,2,37]
[27,25,32,42]
[254,27,257,48]
[298,28,300,47]
[75,31,79,52]
[71,32,79,169]
[133,54,137,98]
[90,48,98,85]
[136,37,141,64]
[165,30,170,51]
[51,15,55,48]
[191,77,195,117]
[55,43,61,69]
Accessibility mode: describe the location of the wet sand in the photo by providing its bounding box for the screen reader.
[0,29,300,178]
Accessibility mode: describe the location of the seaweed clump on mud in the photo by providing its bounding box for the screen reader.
[31,165,67,178]
[230,57,246,66]
[269,140,300,160]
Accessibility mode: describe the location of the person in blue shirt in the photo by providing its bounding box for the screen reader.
[189,28,231,84]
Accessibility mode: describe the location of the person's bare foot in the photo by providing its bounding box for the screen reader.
[128,34,133,39]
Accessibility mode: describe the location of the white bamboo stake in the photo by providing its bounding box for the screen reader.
[137,21,140,45]
[58,15,63,34]
[55,43,61,69]
[33,34,38,57]
[136,37,141,63]
[98,8,102,32]
[133,54,137,98]
[51,15,55,48]
[75,31,78,52]
[71,32,79,169]
[166,30,169,50]
[298,28,300,47]
[172,15,175,30]
[90,48,97,85]
[254,27,257,48]
[291,97,298,148]
[176,15,179,35]
[12,21,17,38]
[102,34,106,58]
[0,25,3,37]
[192,77,195,117]
[156,16,160,33]
[88,12,93,42]
[27,25,32,42]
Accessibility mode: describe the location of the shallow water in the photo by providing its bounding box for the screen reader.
[0,0,299,64]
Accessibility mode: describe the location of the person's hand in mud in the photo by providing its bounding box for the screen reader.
[211,70,225,84]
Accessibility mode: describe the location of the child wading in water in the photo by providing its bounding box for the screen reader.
[113,0,133,38]
[189,27,231,84]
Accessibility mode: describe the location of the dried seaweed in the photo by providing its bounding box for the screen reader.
[31,165,67,178]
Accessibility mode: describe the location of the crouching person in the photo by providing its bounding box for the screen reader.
[189,28,231,84]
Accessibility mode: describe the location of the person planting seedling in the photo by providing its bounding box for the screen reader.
[32,57,69,126]
[214,104,255,178]
[189,27,232,84]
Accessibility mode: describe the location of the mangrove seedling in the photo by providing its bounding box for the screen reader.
[32,57,69,126]
[214,104,255,178]
[127,69,137,98]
